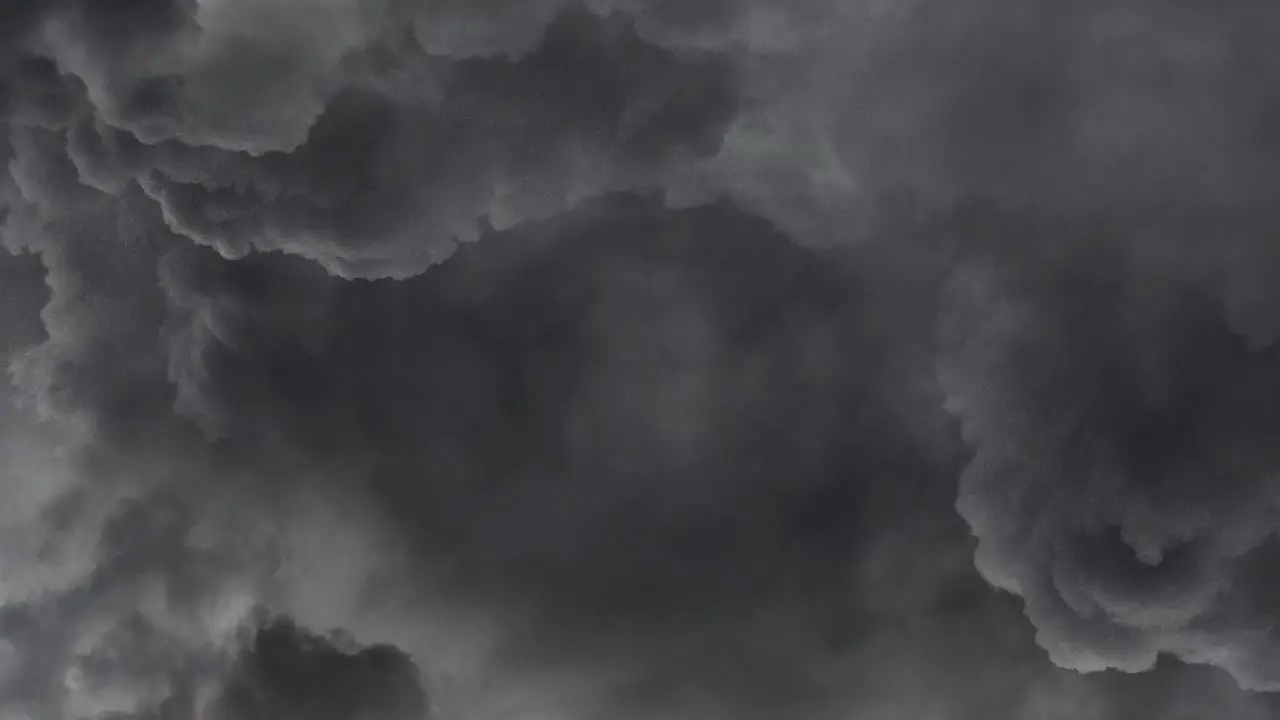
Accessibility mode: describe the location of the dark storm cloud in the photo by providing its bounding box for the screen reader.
[0,178,972,719]
[833,0,1280,207]
[0,0,742,278]
[934,205,1280,690]
[131,12,738,278]
[7,0,1280,719]
[855,0,1280,692]
[149,196,964,718]
[210,616,427,720]
[0,1,777,714]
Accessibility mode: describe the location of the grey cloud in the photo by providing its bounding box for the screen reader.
[849,0,1280,692]
[0,179,981,718]
[8,0,1280,718]
[0,2,743,279]
[934,204,1280,690]
[210,616,427,720]
[151,196,958,634]
[136,9,739,278]
[828,0,1280,207]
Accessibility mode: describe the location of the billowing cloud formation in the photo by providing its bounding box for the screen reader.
[7,0,1280,719]
[4,183,968,717]
[936,206,1280,691]
[889,0,1280,692]
[4,0,743,278]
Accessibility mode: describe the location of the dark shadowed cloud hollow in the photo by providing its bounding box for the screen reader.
[8,1,1280,719]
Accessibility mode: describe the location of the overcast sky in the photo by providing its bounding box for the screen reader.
[3,1,1280,719]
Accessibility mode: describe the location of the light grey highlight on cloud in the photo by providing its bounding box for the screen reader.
[4,1,1280,719]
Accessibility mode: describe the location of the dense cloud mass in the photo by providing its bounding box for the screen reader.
[210,616,426,720]
[7,1,1280,719]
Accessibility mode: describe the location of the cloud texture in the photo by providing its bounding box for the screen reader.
[6,1,1280,719]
